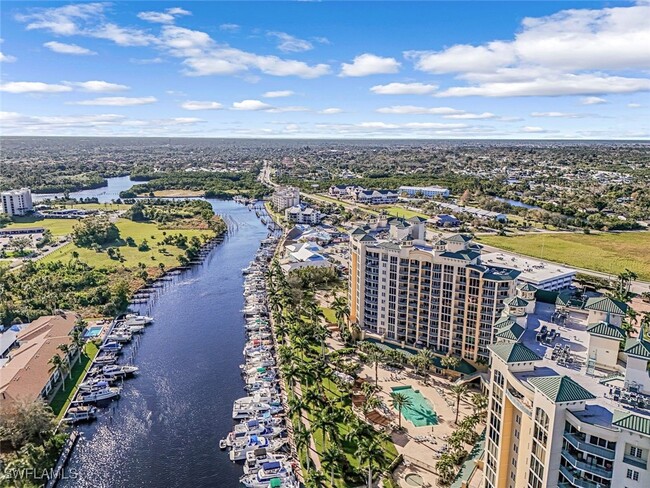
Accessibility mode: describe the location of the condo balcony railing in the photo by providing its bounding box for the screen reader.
[562,432,616,461]
[558,465,606,488]
[623,455,648,470]
[561,449,613,479]
[504,388,532,417]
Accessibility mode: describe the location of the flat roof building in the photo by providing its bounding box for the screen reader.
[1,188,33,216]
[399,185,450,198]
[482,251,576,291]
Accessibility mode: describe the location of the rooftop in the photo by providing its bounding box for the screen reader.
[481,251,576,284]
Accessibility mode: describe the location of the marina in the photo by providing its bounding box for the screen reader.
[58,200,273,488]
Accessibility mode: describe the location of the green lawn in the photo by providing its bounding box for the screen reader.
[41,218,213,269]
[322,307,337,324]
[478,231,650,280]
[50,342,99,418]
[382,206,429,220]
[4,217,78,237]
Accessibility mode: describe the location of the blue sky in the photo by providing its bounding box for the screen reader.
[1,1,649,138]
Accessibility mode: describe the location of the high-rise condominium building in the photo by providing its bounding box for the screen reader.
[349,217,520,363]
[484,295,650,488]
[1,188,33,216]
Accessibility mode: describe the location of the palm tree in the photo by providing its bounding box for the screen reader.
[356,437,383,488]
[48,354,67,391]
[470,393,488,418]
[321,444,342,487]
[305,468,326,488]
[451,384,468,424]
[332,295,350,326]
[70,329,86,360]
[441,355,460,376]
[362,395,382,419]
[312,408,337,448]
[57,344,73,377]
[294,425,312,470]
[366,349,383,388]
[391,391,413,429]
[436,454,456,485]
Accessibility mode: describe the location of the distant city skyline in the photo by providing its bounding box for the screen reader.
[1,1,649,139]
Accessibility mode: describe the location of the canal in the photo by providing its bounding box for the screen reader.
[60,199,268,488]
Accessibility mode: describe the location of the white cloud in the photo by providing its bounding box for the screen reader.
[266,106,309,113]
[16,2,105,35]
[402,122,468,129]
[232,99,273,111]
[43,41,96,55]
[436,73,650,97]
[340,54,400,77]
[444,112,497,120]
[92,23,156,46]
[137,7,191,24]
[70,96,157,106]
[370,82,438,95]
[408,3,650,97]
[130,57,164,65]
[0,52,16,62]
[376,105,463,115]
[263,90,294,98]
[628,103,642,108]
[531,111,586,118]
[267,32,313,53]
[319,108,343,114]
[64,81,129,92]
[0,81,72,93]
[181,101,223,110]
[521,126,550,133]
[581,96,607,105]
[219,24,240,32]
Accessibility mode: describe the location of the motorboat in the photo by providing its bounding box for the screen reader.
[239,460,295,488]
[63,406,98,424]
[99,341,122,352]
[106,331,132,343]
[243,449,288,475]
[117,324,145,334]
[124,314,153,326]
[94,353,118,365]
[79,379,113,391]
[229,436,286,461]
[102,364,139,378]
[232,400,282,420]
[76,386,120,403]
[222,421,285,447]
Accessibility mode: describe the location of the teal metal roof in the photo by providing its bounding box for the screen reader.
[519,282,538,292]
[494,315,517,328]
[612,411,650,436]
[584,296,628,315]
[351,227,366,236]
[359,234,377,242]
[586,321,626,341]
[504,296,529,307]
[624,339,650,360]
[489,343,541,364]
[556,292,572,306]
[494,322,525,342]
[446,234,473,243]
[528,376,596,403]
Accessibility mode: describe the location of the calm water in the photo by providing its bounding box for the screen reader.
[61,200,267,488]
[494,196,541,210]
[32,176,140,203]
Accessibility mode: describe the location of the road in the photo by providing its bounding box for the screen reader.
[260,162,650,296]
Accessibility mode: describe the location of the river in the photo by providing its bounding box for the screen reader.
[60,199,268,488]
[32,176,140,203]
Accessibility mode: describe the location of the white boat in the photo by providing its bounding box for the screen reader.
[99,341,122,352]
[79,379,113,391]
[243,449,288,474]
[229,436,286,461]
[106,331,132,343]
[240,460,295,488]
[232,400,282,420]
[124,314,153,326]
[76,387,120,403]
[223,420,285,447]
[63,406,98,424]
[102,364,139,378]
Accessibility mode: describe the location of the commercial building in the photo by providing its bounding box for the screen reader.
[399,185,450,198]
[0,312,79,409]
[483,298,649,488]
[271,186,300,211]
[349,218,520,363]
[284,205,323,225]
[482,251,577,291]
[328,184,365,197]
[1,188,33,216]
[355,189,399,205]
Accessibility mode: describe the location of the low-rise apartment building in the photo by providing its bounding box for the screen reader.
[271,186,300,211]
[284,205,323,225]
[355,189,399,205]
[399,185,450,198]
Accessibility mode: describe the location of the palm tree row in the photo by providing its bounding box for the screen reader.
[266,260,395,487]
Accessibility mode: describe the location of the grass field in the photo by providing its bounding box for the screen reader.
[41,218,213,269]
[382,205,429,220]
[5,217,78,236]
[50,342,99,419]
[478,231,650,280]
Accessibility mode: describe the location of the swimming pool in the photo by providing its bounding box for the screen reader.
[83,326,103,338]
[392,386,438,427]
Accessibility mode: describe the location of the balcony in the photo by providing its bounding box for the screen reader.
[561,449,612,479]
[558,465,603,488]
[562,432,615,461]
[504,388,532,417]
[623,455,648,470]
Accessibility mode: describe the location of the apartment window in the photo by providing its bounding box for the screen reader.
[626,469,639,481]
[629,446,644,458]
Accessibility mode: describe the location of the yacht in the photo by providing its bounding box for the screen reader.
[99,341,122,352]
[124,314,153,326]
[106,330,132,343]
[94,353,118,365]
[102,364,139,378]
[228,436,286,462]
[76,386,120,403]
[79,379,113,391]
[63,406,98,424]
[222,421,285,448]
[243,449,288,474]
[239,460,295,488]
